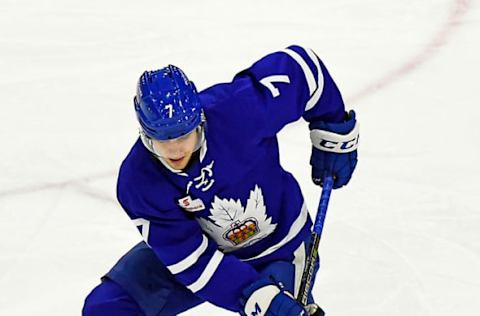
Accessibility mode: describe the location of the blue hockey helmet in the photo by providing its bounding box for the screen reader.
[134,65,203,141]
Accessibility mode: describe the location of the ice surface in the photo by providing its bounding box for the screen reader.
[0,0,479,315]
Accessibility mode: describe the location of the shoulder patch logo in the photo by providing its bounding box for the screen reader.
[197,185,277,252]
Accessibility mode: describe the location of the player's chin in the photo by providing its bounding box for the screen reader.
[167,156,187,169]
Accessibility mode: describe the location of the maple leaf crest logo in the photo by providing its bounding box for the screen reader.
[197,185,277,253]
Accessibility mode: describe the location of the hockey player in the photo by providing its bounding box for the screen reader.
[83,45,359,316]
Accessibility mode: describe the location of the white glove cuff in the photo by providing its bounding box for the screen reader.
[310,121,359,153]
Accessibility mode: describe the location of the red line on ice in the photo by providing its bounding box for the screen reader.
[348,0,470,103]
[0,0,471,199]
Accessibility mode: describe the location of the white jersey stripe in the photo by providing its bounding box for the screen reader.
[132,218,150,246]
[292,241,307,298]
[280,48,317,96]
[187,250,224,293]
[241,203,309,262]
[167,235,208,274]
[304,48,325,111]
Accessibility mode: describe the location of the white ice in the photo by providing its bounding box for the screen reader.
[0,0,479,315]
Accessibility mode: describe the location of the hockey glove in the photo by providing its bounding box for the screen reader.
[309,110,359,189]
[239,277,308,316]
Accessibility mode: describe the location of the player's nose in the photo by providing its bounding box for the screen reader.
[164,140,184,154]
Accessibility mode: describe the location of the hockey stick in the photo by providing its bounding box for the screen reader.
[297,175,334,306]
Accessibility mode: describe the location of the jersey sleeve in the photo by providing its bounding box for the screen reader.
[116,165,261,311]
[204,45,346,141]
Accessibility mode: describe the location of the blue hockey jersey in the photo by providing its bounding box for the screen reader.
[117,45,346,311]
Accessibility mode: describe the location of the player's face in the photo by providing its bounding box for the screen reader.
[152,129,199,170]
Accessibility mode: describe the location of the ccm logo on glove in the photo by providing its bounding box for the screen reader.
[310,122,359,154]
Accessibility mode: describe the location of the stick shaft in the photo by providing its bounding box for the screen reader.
[297,176,333,305]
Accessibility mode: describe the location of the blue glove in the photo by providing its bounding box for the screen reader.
[239,277,307,316]
[309,110,359,189]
